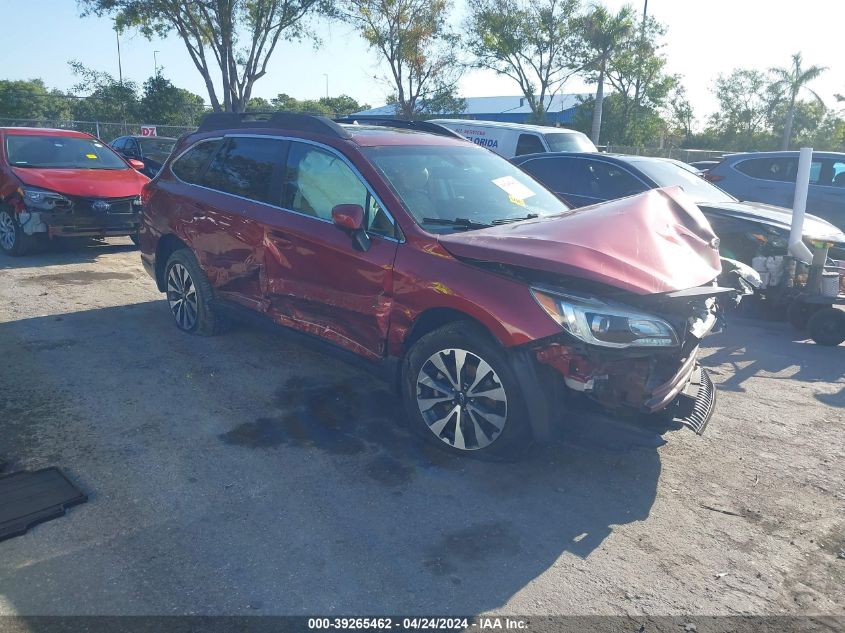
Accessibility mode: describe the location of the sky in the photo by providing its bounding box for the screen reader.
[3,0,844,126]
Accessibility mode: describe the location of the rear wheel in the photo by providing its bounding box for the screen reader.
[807,307,845,346]
[787,298,828,330]
[402,322,531,459]
[0,208,35,256]
[164,249,225,336]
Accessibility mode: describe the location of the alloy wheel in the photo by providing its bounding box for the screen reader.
[166,262,199,331]
[0,211,16,252]
[415,348,508,451]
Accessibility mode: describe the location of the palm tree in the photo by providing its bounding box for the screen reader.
[769,52,827,150]
[580,4,635,145]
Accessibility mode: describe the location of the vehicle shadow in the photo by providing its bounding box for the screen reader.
[701,318,844,401]
[0,238,137,270]
[0,300,661,615]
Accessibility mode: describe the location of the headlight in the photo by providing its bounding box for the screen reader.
[531,288,679,349]
[18,186,71,211]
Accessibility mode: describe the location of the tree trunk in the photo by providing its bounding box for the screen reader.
[590,66,605,145]
[781,101,795,150]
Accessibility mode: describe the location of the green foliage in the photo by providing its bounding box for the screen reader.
[140,75,206,125]
[465,0,582,122]
[245,94,371,115]
[69,61,142,122]
[338,0,463,119]
[0,79,73,120]
[707,69,772,151]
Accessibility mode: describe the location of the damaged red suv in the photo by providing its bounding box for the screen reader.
[0,128,148,255]
[140,113,730,457]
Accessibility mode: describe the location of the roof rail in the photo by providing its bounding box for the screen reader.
[197,111,352,139]
[333,117,464,139]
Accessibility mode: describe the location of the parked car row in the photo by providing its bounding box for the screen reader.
[3,114,841,457]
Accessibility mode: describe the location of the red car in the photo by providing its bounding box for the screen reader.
[140,113,731,457]
[0,127,149,255]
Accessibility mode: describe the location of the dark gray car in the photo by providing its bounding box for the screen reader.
[705,151,845,231]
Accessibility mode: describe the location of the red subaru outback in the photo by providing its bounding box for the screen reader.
[140,113,732,457]
[0,127,148,255]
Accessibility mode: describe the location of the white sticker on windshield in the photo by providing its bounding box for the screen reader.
[492,176,536,200]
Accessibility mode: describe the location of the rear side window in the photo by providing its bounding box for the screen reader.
[202,137,285,204]
[515,134,546,156]
[832,161,845,187]
[735,157,822,184]
[519,157,576,192]
[172,139,223,184]
[111,138,126,151]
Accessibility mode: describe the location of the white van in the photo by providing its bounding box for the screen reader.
[429,119,597,159]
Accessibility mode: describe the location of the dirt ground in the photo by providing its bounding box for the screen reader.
[0,238,843,617]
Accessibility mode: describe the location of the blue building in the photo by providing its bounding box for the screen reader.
[352,94,592,125]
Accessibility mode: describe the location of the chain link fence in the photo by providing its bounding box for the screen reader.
[0,118,197,141]
[602,145,729,164]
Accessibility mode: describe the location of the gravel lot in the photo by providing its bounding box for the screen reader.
[0,239,843,617]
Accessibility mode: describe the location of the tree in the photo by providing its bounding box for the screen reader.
[708,69,771,150]
[140,74,206,124]
[319,95,370,115]
[602,13,674,144]
[69,61,141,123]
[337,0,463,119]
[665,85,694,145]
[0,79,73,121]
[80,0,326,113]
[465,0,582,123]
[768,52,827,150]
[575,3,634,144]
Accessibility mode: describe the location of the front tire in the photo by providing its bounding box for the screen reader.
[401,322,531,458]
[0,208,35,256]
[164,249,224,336]
[787,298,828,330]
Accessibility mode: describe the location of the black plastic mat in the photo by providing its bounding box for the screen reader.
[0,468,87,542]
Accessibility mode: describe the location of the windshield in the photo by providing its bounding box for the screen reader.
[544,131,597,153]
[6,135,128,170]
[629,158,735,204]
[139,138,176,161]
[362,145,569,232]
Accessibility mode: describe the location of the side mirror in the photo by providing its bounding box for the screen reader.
[331,204,370,252]
[128,159,145,171]
[331,204,364,230]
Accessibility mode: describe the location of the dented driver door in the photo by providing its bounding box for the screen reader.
[261,141,398,360]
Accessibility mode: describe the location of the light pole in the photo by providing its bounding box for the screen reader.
[323,74,329,99]
[154,51,160,77]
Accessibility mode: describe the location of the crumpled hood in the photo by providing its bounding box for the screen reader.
[698,200,845,244]
[12,166,149,198]
[438,187,722,295]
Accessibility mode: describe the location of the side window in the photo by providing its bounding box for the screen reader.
[515,134,546,156]
[832,161,845,187]
[203,137,284,204]
[124,139,139,156]
[569,160,644,200]
[111,138,126,152]
[171,139,223,184]
[284,143,366,221]
[736,157,801,182]
[520,158,576,193]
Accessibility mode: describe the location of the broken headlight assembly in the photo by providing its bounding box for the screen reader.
[18,186,71,211]
[531,288,679,349]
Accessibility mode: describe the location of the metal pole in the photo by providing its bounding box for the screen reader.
[788,147,814,263]
[116,29,123,86]
[323,74,329,99]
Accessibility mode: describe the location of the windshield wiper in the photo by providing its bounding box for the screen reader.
[421,217,491,230]
[491,213,540,225]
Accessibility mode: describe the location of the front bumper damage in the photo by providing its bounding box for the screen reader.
[16,197,140,239]
[531,296,721,435]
